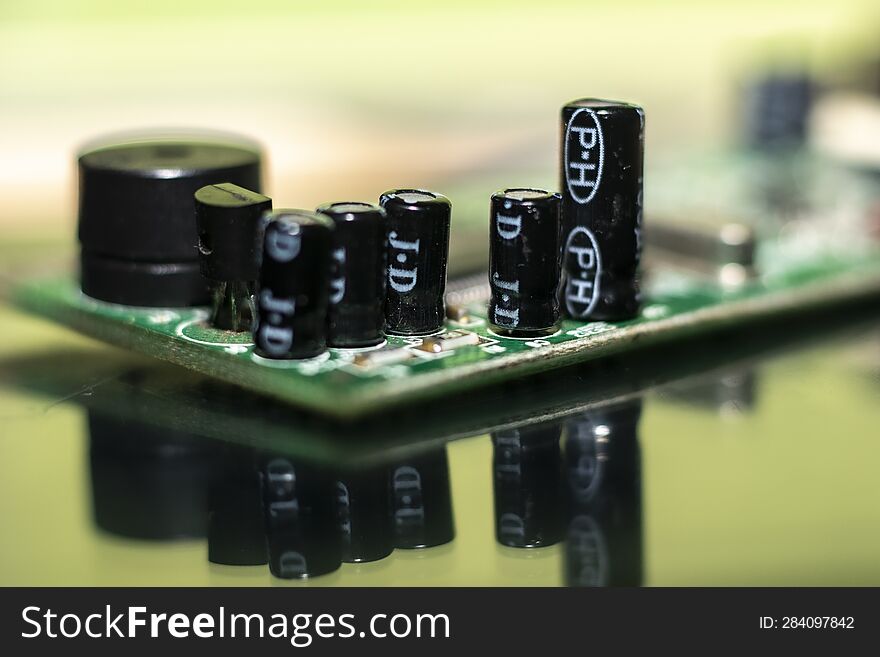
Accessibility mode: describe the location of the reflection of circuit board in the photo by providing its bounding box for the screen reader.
[12,249,880,418]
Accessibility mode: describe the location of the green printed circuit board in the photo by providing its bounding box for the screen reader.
[10,151,880,418]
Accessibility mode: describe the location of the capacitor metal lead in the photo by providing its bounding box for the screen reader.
[489,188,561,336]
[560,99,644,321]
[379,189,451,335]
[253,210,333,360]
[195,183,272,332]
[316,202,388,347]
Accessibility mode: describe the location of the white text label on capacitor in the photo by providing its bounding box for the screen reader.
[565,108,604,205]
[564,226,602,318]
[388,231,420,293]
[330,247,346,304]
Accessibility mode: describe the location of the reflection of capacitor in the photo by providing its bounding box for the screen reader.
[563,400,643,587]
[316,202,388,347]
[253,210,334,360]
[560,100,644,321]
[78,136,262,307]
[195,183,272,332]
[88,410,213,540]
[390,447,455,549]
[380,190,451,335]
[260,455,341,579]
[335,464,394,563]
[488,189,562,337]
[492,422,564,548]
[208,446,267,566]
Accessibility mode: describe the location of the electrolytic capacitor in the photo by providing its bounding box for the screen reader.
[78,135,262,307]
[195,183,272,332]
[379,189,451,335]
[259,455,342,579]
[253,210,334,360]
[492,422,564,549]
[560,99,645,321]
[489,188,562,336]
[390,447,455,549]
[335,464,394,563]
[316,202,388,347]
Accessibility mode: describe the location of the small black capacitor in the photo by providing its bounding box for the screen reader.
[253,210,334,360]
[390,447,455,549]
[316,202,388,347]
[492,422,564,549]
[78,136,262,307]
[259,455,342,579]
[335,464,394,563]
[195,183,272,332]
[379,189,451,335]
[489,188,562,336]
[560,99,645,321]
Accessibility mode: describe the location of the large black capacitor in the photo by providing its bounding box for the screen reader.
[489,188,562,336]
[316,202,388,347]
[560,99,644,321]
[253,210,334,360]
[195,183,272,331]
[379,189,451,335]
[78,136,262,307]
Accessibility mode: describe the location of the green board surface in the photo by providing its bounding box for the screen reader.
[12,248,880,418]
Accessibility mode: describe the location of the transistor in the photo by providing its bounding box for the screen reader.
[316,202,388,347]
[380,189,451,335]
[560,99,645,321]
[195,183,272,332]
[77,135,262,307]
[253,210,334,360]
[488,188,562,336]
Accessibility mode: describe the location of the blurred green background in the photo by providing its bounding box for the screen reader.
[2,0,880,239]
[1,0,880,587]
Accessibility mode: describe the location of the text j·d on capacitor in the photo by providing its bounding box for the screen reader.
[254,209,334,360]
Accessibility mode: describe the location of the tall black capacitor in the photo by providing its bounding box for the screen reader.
[379,189,451,335]
[316,202,388,347]
[489,188,562,336]
[253,210,334,360]
[560,99,645,321]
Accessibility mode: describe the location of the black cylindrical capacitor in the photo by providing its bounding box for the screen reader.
[316,202,388,347]
[489,188,562,336]
[390,447,455,549]
[259,455,342,579]
[492,422,564,549]
[560,99,644,321]
[78,136,262,307]
[379,189,451,335]
[563,400,643,587]
[253,210,334,360]
[195,183,272,331]
[335,465,394,563]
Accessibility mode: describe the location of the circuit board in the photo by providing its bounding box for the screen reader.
[10,145,880,419]
[10,247,880,419]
